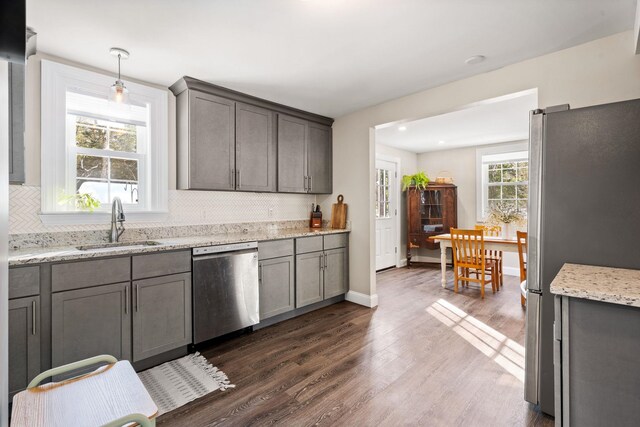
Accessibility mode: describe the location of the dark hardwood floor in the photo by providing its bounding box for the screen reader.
[158,264,554,426]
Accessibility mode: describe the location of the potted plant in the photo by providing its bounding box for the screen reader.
[485,202,526,239]
[401,171,430,191]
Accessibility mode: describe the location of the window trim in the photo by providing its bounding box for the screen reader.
[40,60,168,224]
[475,142,528,222]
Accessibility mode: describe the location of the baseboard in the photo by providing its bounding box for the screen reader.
[399,258,408,267]
[411,255,448,263]
[503,266,519,277]
[345,290,379,308]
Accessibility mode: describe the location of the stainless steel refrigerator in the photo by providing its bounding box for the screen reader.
[524,98,640,416]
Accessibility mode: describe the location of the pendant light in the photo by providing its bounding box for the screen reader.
[109,47,130,104]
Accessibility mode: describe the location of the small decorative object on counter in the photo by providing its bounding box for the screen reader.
[310,204,322,228]
[330,194,348,229]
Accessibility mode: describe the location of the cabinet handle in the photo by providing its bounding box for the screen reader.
[237,169,241,188]
[125,286,128,314]
[308,175,312,193]
[135,284,139,312]
[231,169,235,188]
[324,253,328,270]
[32,300,36,335]
[259,264,263,285]
[303,175,308,191]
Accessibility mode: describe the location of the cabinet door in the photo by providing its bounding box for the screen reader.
[278,114,308,193]
[295,252,324,308]
[8,296,40,399]
[259,256,295,319]
[52,282,131,378]
[307,122,332,194]
[187,91,235,190]
[9,62,25,184]
[324,248,348,299]
[236,102,276,192]
[132,273,192,362]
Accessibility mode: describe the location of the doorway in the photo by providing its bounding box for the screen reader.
[375,156,399,271]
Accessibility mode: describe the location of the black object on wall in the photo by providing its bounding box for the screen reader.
[0,0,26,63]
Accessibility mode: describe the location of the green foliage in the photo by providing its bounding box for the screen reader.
[485,201,526,225]
[58,191,102,212]
[401,171,430,191]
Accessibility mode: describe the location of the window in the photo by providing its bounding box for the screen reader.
[41,60,168,223]
[375,168,390,218]
[476,143,528,221]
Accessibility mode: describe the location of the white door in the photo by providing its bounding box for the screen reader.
[375,158,398,270]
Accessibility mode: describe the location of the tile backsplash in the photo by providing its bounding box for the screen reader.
[10,185,317,234]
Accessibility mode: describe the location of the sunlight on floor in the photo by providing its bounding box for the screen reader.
[426,298,525,382]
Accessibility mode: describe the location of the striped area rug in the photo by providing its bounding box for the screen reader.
[138,352,235,416]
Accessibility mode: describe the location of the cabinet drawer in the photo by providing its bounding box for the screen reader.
[323,233,348,250]
[296,236,323,254]
[258,239,294,260]
[52,257,131,292]
[132,250,191,280]
[409,234,424,248]
[9,266,40,299]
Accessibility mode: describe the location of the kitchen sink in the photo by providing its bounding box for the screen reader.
[76,241,163,252]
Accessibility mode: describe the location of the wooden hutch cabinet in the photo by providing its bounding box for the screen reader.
[406,183,457,265]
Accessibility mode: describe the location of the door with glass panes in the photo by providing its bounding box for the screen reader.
[375,158,398,270]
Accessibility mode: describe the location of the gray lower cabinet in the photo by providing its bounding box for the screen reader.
[52,282,131,375]
[236,102,276,192]
[277,114,332,194]
[178,90,235,190]
[8,296,40,399]
[259,256,295,319]
[324,248,347,299]
[296,252,324,308]
[132,273,192,362]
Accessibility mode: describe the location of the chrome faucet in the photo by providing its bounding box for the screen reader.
[110,197,126,242]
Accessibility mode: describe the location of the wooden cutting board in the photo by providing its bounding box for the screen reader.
[330,195,348,229]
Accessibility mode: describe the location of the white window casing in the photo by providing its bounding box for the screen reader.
[476,142,528,222]
[40,60,168,224]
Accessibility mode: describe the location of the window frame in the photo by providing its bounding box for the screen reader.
[476,142,528,222]
[40,60,168,224]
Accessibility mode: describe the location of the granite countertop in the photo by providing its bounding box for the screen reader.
[9,227,349,266]
[550,263,640,308]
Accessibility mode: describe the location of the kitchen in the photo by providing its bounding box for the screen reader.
[3,1,640,426]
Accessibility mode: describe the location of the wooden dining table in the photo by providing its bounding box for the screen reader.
[429,233,520,288]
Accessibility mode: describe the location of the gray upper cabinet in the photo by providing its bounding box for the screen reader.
[296,252,324,308]
[171,77,333,194]
[277,115,308,193]
[9,62,25,184]
[9,296,40,399]
[259,256,295,319]
[277,114,332,194]
[307,122,332,194]
[236,102,276,192]
[52,282,132,376]
[177,90,235,190]
[324,247,348,299]
[132,273,192,362]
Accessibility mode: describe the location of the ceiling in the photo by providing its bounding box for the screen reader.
[375,90,538,153]
[27,0,635,118]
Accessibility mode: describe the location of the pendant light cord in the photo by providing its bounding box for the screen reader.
[117,53,121,80]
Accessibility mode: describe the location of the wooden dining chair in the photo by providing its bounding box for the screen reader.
[517,231,528,307]
[475,224,504,289]
[450,228,498,298]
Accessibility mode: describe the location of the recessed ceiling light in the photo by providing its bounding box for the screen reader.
[398,126,407,131]
[438,140,445,145]
[465,55,486,65]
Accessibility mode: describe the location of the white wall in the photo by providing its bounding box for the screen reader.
[375,143,418,264]
[319,31,640,301]
[13,53,316,234]
[416,141,526,273]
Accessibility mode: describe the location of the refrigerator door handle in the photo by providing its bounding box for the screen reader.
[524,290,542,405]
[527,109,544,292]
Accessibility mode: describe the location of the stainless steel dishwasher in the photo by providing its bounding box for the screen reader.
[192,241,259,344]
